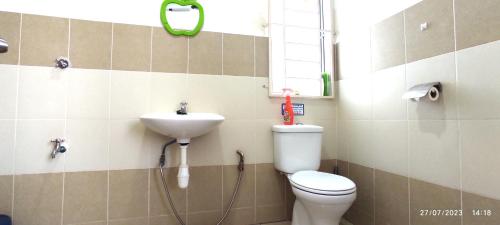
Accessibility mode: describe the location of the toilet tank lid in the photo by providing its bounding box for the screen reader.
[272,124,323,133]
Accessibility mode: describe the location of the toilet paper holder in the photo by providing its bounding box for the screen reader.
[402,82,442,102]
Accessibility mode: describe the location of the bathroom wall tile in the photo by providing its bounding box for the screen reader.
[337,121,349,162]
[188,211,222,225]
[314,119,337,160]
[256,205,286,224]
[223,164,255,208]
[145,129,180,169]
[457,40,500,119]
[70,19,112,70]
[409,120,460,189]
[319,159,337,173]
[17,66,67,119]
[255,77,282,120]
[188,166,222,212]
[337,160,349,177]
[370,12,405,71]
[15,120,65,174]
[151,27,188,73]
[63,171,108,225]
[188,32,222,75]
[372,121,408,177]
[254,119,281,164]
[65,119,109,172]
[74,221,107,225]
[109,169,149,220]
[455,0,500,50]
[336,29,372,80]
[338,78,372,120]
[409,178,461,225]
[112,23,151,72]
[0,12,20,65]
[188,125,223,167]
[406,52,457,120]
[342,120,373,168]
[13,173,63,225]
[372,65,407,120]
[220,75,256,120]
[223,34,255,76]
[67,68,109,119]
[109,120,148,170]
[462,192,500,225]
[0,65,18,120]
[150,215,185,225]
[461,120,500,200]
[404,0,455,63]
[0,175,13,216]
[149,168,186,216]
[285,180,295,221]
[186,74,223,114]
[222,207,255,225]
[256,163,285,206]
[255,37,269,77]
[20,14,69,67]
[220,120,256,165]
[108,217,149,225]
[150,72,188,113]
[0,120,15,175]
[345,163,374,225]
[300,98,337,121]
[374,170,409,225]
[110,70,150,120]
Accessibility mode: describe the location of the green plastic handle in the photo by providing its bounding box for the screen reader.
[160,0,204,36]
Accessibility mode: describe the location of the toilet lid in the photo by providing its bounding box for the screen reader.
[289,171,356,195]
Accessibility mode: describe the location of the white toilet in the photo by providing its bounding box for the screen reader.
[272,124,356,225]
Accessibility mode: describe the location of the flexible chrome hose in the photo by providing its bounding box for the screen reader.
[159,141,244,225]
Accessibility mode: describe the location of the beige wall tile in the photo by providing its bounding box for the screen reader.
[109,169,149,220]
[67,68,109,119]
[337,160,349,177]
[220,120,256,165]
[406,52,457,120]
[109,120,149,170]
[188,211,221,225]
[222,207,255,225]
[146,129,181,169]
[0,65,18,120]
[342,121,373,168]
[0,12,20,65]
[256,205,286,223]
[256,163,285,206]
[0,175,13,216]
[285,180,295,221]
[404,0,455,63]
[70,19,112,69]
[255,77,282,120]
[372,65,407,120]
[371,13,405,71]
[220,76,256,120]
[112,23,151,72]
[255,37,269,77]
[186,74,223,114]
[20,14,68,66]
[150,72,188,113]
[0,120,15,175]
[223,165,255,209]
[223,34,254,76]
[374,170,409,225]
[299,98,337,121]
[254,119,281,164]
[108,217,148,225]
[455,0,500,50]
[188,166,222,212]
[319,159,337,173]
[151,28,187,73]
[150,168,186,216]
[409,120,460,189]
[110,70,150,120]
[372,121,408,177]
[63,171,108,224]
[345,163,374,225]
[13,173,63,225]
[461,120,500,200]
[188,32,222,75]
[462,192,500,225]
[187,125,223,167]
[409,178,461,225]
[150,215,185,225]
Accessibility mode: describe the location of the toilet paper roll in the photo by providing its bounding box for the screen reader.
[428,87,440,101]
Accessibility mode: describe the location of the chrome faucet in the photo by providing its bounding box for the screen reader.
[0,37,8,53]
[177,101,188,115]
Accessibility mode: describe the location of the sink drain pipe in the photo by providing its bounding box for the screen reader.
[177,143,189,188]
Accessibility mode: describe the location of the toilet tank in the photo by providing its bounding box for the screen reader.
[272,125,323,173]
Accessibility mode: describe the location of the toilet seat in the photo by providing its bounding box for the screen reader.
[289,171,356,196]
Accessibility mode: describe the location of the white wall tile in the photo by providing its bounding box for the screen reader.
[15,119,65,174]
[0,120,15,175]
[372,65,407,120]
[406,52,457,120]
[371,120,408,176]
[461,120,500,200]
[255,78,282,120]
[343,120,373,168]
[187,126,223,166]
[254,119,280,164]
[337,121,349,162]
[299,99,337,121]
[0,65,18,120]
[338,78,372,120]
[145,129,179,168]
[408,120,460,189]
[110,70,150,119]
[109,119,149,170]
[17,66,67,119]
[220,76,256,120]
[186,74,223,114]
[457,40,500,119]
[65,119,109,172]
[67,69,109,119]
[336,29,372,80]
[219,120,256,165]
[318,119,337,160]
[150,73,188,113]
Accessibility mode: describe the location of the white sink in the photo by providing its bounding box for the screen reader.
[140,112,224,142]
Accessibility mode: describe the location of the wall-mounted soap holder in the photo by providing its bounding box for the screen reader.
[403,82,441,102]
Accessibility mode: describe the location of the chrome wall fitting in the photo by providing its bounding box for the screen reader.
[55,57,71,69]
[0,38,8,53]
[50,138,67,158]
